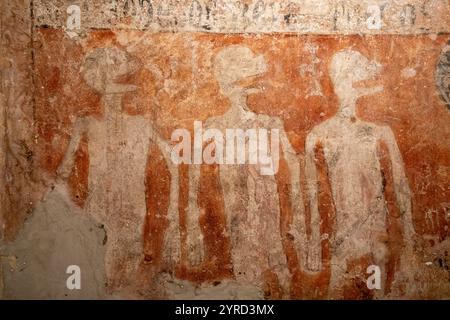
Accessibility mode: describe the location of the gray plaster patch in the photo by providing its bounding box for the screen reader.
[0,184,106,299]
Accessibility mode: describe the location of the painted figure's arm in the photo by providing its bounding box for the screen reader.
[279,126,307,267]
[381,127,414,242]
[57,118,87,179]
[186,163,205,266]
[305,132,322,272]
[150,127,181,265]
[169,124,205,267]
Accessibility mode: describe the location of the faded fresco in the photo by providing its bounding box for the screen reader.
[1,0,449,299]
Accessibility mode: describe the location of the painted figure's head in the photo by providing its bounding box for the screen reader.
[329,49,383,105]
[81,47,140,95]
[214,45,267,98]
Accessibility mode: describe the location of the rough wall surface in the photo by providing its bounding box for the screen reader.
[0,0,449,299]
[1,0,37,242]
[1,0,38,299]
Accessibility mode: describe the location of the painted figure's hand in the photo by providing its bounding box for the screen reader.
[56,162,73,181]
[186,230,204,267]
[307,243,322,272]
[163,214,181,269]
[424,209,441,236]
[40,169,58,188]
[186,204,205,267]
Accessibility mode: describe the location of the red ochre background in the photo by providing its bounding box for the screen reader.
[31,29,450,298]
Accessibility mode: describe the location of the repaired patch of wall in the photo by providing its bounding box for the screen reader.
[0,0,449,299]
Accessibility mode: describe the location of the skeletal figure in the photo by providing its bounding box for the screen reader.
[186,45,305,296]
[57,48,180,290]
[305,49,415,298]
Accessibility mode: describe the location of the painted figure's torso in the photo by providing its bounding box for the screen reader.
[205,109,286,284]
[313,117,389,254]
[83,113,151,228]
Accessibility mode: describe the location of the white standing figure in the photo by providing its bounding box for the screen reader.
[57,48,180,289]
[186,45,305,296]
[305,49,415,298]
